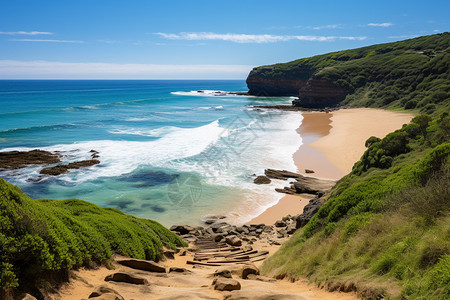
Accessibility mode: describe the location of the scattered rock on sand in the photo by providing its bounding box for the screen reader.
[170,225,195,235]
[286,225,297,235]
[104,272,148,285]
[305,169,315,173]
[88,285,124,300]
[214,269,233,278]
[169,267,192,273]
[116,258,166,273]
[214,234,224,242]
[225,236,242,246]
[254,175,272,184]
[212,277,241,291]
[274,220,286,227]
[163,249,176,259]
[246,274,277,282]
[238,264,260,279]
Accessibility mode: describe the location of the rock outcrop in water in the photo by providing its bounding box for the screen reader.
[0,149,101,178]
[0,150,61,170]
[262,169,336,195]
[40,159,100,176]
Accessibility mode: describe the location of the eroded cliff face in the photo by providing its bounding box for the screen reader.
[294,79,348,108]
[246,76,305,96]
[246,67,310,96]
[246,66,349,107]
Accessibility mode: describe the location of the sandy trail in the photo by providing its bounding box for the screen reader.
[55,245,358,300]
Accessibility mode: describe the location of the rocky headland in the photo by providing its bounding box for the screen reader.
[246,66,348,108]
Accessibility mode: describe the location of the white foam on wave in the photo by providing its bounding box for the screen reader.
[1,120,228,183]
[171,90,243,97]
[109,125,187,138]
[166,111,303,224]
[123,116,158,122]
[197,105,224,111]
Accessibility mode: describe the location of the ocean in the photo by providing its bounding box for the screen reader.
[0,80,302,226]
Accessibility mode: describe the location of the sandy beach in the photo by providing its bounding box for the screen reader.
[50,108,414,300]
[249,108,414,225]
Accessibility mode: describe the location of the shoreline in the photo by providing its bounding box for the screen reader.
[248,108,414,225]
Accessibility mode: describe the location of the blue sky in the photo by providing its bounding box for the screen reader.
[0,0,448,79]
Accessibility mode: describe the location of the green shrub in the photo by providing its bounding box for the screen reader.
[250,33,450,114]
[342,213,374,238]
[263,112,449,299]
[426,255,450,296]
[0,179,186,296]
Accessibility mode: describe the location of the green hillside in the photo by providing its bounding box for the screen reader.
[0,179,186,298]
[249,33,450,114]
[262,112,449,299]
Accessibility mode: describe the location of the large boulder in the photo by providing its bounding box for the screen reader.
[238,264,260,279]
[276,174,335,196]
[104,272,148,285]
[264,169,301,180]
[292,175,335,194]
[116,258,166,273]
[225,236,242,246]
[274,220,286,227]
[254,176,271,184]
[212,278,241,291]
[214,234,224,242]
[295,196,324,228]
[210,222,229,232]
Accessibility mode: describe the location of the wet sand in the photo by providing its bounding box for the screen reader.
[248,108,414,225]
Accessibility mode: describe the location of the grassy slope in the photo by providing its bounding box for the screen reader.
[0,179,186,296]
[252,33,450,115]
[262,111,449,299]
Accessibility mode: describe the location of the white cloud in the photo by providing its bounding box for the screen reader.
[10,39,84,43]
[0,31,53,35]
[0,60,253,79]
[97,39,120,44]
[155,32,366,43]
[367,22,393,27]
[312,24,341,30]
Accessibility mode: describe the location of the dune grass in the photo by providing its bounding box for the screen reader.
[262,113,449,299]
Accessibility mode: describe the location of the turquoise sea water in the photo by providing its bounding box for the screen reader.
[0,80,302,226]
